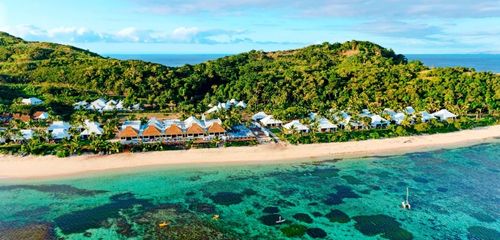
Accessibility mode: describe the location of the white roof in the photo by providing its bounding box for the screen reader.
[236,101,247,108]
[35,112,49,120]
[309,112,318,120]
[260,115,283,125]
[20,129,34,140]
[116,101,124,110]
[73,101,88,110]
[131,103,142,110]
[420,111,435,121]
[432,109,457,120]
[122,120,141,131]
[283,120,309,132]
[405,106,415,115]
[147,118,164,129]
[21,97,43,105]
[391,112,405,124]
[383,108,397,116]
[371,115,389,126]
[184,116,204,128]
[360,109,372,118]
[80,120,103,136]
[205,118,222,128]
[317,117,337,130]
[51,128,70,139]
[48,121,71,131]
[92,98,107,108]
[252,112,269,121]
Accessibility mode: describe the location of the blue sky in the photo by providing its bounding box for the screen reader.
[0,0,499,54]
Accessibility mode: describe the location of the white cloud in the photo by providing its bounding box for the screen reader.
[171,27,200,41]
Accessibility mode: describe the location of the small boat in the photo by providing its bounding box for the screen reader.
[401,187,411,209]
[275,216,286,224]
[158,221,170,228]
[212,214,220,220]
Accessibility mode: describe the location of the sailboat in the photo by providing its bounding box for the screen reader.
[275,216,286,224]
[401,187,411,209]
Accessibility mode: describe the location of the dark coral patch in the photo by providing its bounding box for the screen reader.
[312,212,323,217]
[188,202,216,214]
[305,167,339,178]
[324,186,360,205]
[54,193,152,235]
[209,192,243,206]
[436,187,448,193]
[263,206,280,214]
[280,224,307,237]
[413,177,429,183]
[467,226,500,240]
[353,214,413,240]
[292,213,313,223]
[0,184,107,196]
[469,212,496,223]
[325,209,350,223]
[306,228,327,238]
[341,175,363,185]
[242,188,258,196]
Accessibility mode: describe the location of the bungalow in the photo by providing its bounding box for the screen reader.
[33,111,49,120]
[335,111,351,130]
[260,115,283,128]
[317,117,337,132]
[88,98,107,111]
[103,100,118,111]
[206,121,226,137]
[371,115,390,128]
[17,129,34,141]
[164,123,184,140]
[405,106,416,115]
[283,120,309,133]
[51,128,70,140]
[119,126,139,141]
[252,112,269,122]
[80,120,103,138]
[12,113,31,122]
[205,99,247,114]
[432,109,457,121]
[73,101,88,110]
[391,113,406,125]
[360,109,372,118]
[48,121,71,140]
[420,111,435,122]
[185,122,205,138]
[21,97,43,106]
[142,124,163,141]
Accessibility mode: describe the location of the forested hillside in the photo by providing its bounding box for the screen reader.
[0,32,498,118]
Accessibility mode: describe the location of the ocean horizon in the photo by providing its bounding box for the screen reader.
[1,143,499,239]
[106,53,500,73]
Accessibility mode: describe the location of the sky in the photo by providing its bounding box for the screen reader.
[0,0,499,54]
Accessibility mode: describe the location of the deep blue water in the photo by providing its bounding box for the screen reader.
[406,54,500,73]
[107,53,500,73]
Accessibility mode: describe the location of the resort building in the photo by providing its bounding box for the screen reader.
[205,99,247,114]
[405,106,416,115]
[431,109,457,121]
[260,115,283,128]
[12,113,31,122]
[118,116,227,143]
[283,120,309,133]
[48,121,71,140]
[317,117,337,132]
[80,120,104,138]
[252,112,269,122]
[420,111,435,122]
[21,97,43,106]
[73,101,88,110]
[370,115,390,128]
[74,99,141,112]
[19,129,34,141]
[33,111,49,120]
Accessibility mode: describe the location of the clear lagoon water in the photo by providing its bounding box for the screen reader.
[107,54,500,73]
[0,143,499,239]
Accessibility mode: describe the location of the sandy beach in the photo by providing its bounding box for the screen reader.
[0,125,499,180]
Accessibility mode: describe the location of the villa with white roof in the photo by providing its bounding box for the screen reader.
[21,97,43,106]
[432,109,457,121]
[283,120,309,133]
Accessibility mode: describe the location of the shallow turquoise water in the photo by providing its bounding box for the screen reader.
[0,143,499,239]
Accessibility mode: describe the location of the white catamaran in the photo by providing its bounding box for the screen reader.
[402,187,411,209]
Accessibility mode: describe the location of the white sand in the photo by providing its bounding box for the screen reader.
[0,125,499,180]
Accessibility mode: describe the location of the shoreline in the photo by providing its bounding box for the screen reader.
[0,125,499,180]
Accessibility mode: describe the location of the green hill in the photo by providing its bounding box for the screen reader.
[0,32,498,118]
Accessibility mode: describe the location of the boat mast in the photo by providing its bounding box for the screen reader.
[406,187,409,203]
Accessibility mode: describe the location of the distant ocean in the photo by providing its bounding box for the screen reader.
[107,54,500,73]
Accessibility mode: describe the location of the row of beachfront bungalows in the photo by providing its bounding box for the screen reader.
[118,116,227,142]
[251,107,458,134]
